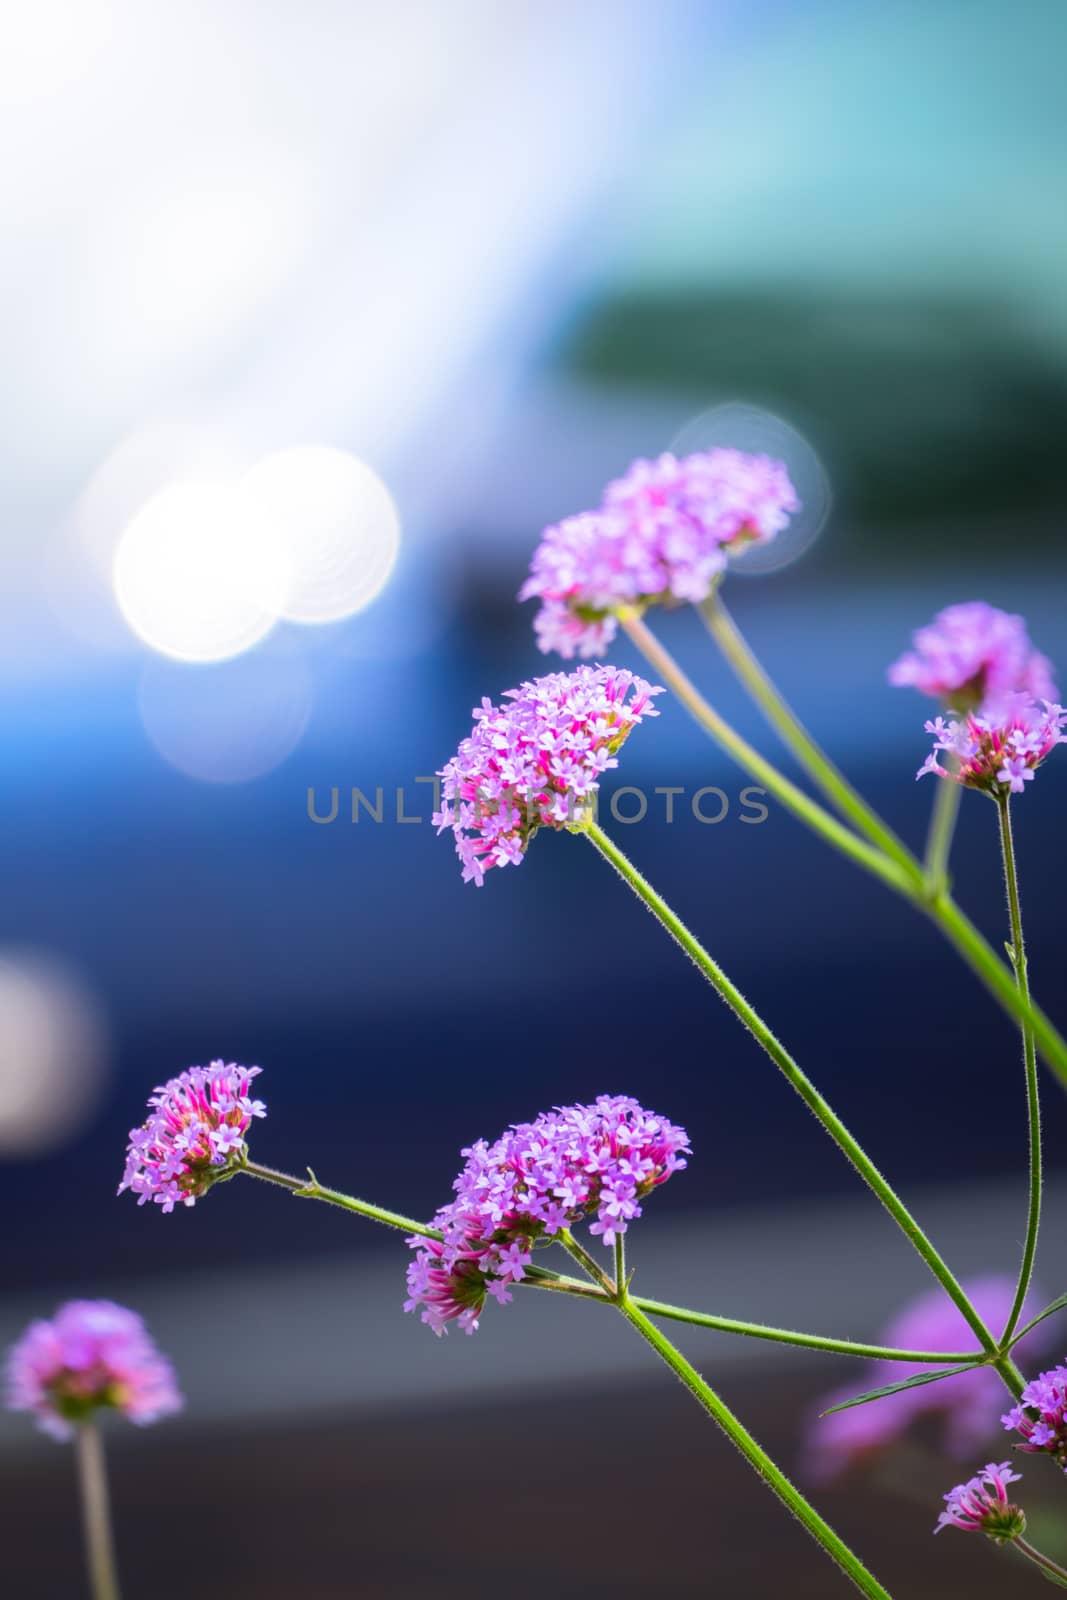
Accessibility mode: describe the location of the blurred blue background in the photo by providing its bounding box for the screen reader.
[2,1,1066,1594]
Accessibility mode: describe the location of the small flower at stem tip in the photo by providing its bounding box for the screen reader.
[5,1300,182,1440]
[918,696,1066,797]
[889,602,1057,711]
[520,449,799,658]
[935,1462,1025,1540]
[434,667,661,884]
[118,1060,266,1213]
[1002,1360,1067,1467]
[405,1095,690,1336]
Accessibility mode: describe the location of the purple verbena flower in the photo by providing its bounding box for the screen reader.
[889,602,1056,711]
[405,1095,690,1336]
[918,695,1067,796]
[521,449,799,658]
[935,1462,1025,1540]
[433,666,661,885]
[805,1276,1051,1482]
[1002,1360,1067,1466]
[119,1061,266,1213]
[5,1300,182,1441]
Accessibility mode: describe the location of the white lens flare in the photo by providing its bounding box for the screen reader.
[138,649,313,784]
[669,403,831,576]
[239,446,401,624]
[112,479,288,662]
[48,425,246,653]
[119,163,314,360]
[0,0,110,106]
[77,425,246,577]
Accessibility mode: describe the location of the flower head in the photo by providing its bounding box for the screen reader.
[889,602,1056,711]
[1002,1360,1067,1465]
[935,1462,1025,1540]
[405,1095,690,1336]
[119,1060,266,1213]
[5,1300,182,1441]
[433,666,661,884]
[521,449,799,658]
[806,1276,1050,1482]
[918,695,1067,795]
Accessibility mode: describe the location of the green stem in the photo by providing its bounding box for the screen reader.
[240,1159,443,1240]
[923,770,962,894]
[74,1421,121,1600]
[614,1233,627,1295]
[700,593,916,879]
[997,795,1042,1345]
[583,818,1023,1396]
[620,611,919,898]
[624,1293,987,1365]
[614,1290,893,1597]
[1014,1538,1067,1587]
[926,893,1067,1090]
[520,1268,607,1300]
[558,1228,616,1293]
[622,610,1067,1092]
[241,1160,978,1363]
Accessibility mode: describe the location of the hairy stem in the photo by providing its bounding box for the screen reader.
[928,893,1067,1093]
[621,610,1067,1091]
[74,1421,121,1600]
[558,1228,616,1294]
[700,592,916,878]
[923,771,962,894]
[1014,1538,1067,1587]
[614,1290,893,1597]
[239,1162,988,1363]
[620,611,919,897]
[583,819,1023,1396]
[240,1159,443,1240]
[997,795,1042,1345]
[622,1293,987,1365]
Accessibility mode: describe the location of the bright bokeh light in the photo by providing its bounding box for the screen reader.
[113,479,288,662]
[0,0,111,106]
[107,445,401,660]
[47,425,246,653]
[138,649,313,783]
[239,446,401,623]
[669,403,831,576]
[116,160,315,362]
[0,951,109,1158]
[75,424,246,577]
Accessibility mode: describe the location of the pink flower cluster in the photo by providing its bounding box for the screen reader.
[919,696,1067,795]
[1002,1360,1067,1465]
[119,1061,266,1213]
[806,1276,1049,1482]
[935,1462,1025,1539]
[521,449,799,658]
[405,1095,690,1336]
[889,602,1056,709]
[5,1300,182,1440]
[434,666,661,885]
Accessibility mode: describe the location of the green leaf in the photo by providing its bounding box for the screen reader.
[820,1362,981,1415]
[1011,1291,1067,1346]
[1032,1564,1067,1591]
